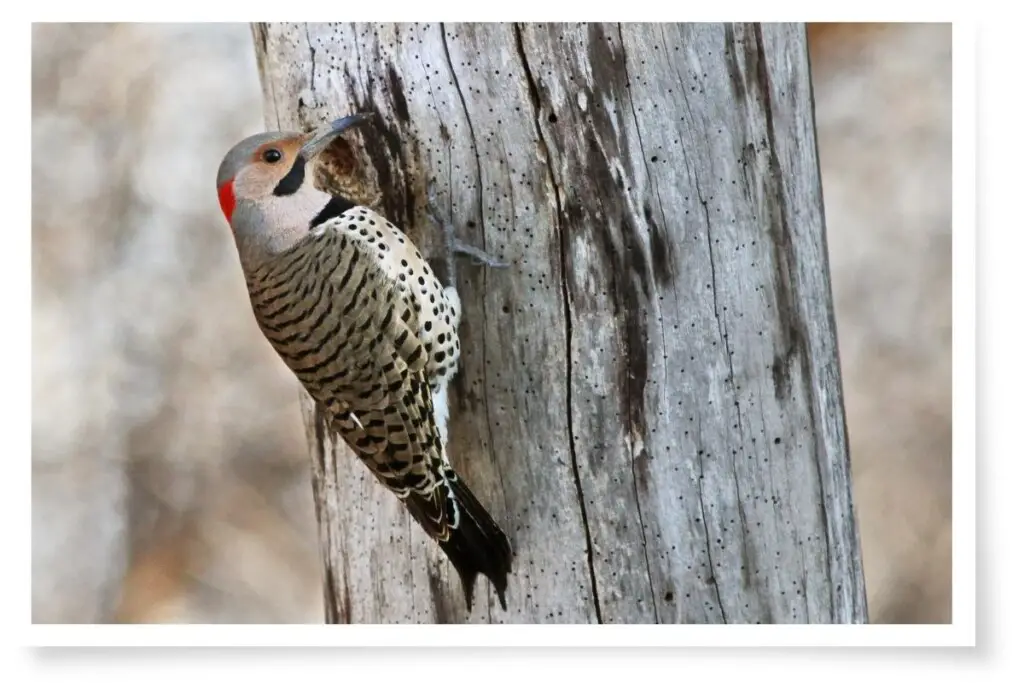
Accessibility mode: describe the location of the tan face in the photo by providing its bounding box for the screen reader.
[231,136,307,199]
[216,113,376,227]
[217,133,313,224]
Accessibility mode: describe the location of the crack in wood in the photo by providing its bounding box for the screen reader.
[694,412,727,622]
[437,22,506,620]
[612,21,661,624]
[304,25,317,99]
[753,23,851,622]
[514,22,604,624]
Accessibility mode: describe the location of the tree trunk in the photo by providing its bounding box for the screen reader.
[251,21,868,625]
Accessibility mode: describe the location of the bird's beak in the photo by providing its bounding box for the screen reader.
[300,113,375,158]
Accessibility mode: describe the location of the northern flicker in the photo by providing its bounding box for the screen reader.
[215,113,513,610]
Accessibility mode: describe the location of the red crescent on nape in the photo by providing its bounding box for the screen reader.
[217,180,236,225]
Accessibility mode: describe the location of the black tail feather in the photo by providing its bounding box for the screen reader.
[437,477,513,611]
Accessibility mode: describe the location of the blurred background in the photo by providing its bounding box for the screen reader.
[30,22,951,624]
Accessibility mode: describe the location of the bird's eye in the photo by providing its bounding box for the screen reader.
[262,148,283,163]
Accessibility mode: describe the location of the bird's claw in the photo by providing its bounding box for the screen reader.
[451,239,511,268]
[424,183,510,269]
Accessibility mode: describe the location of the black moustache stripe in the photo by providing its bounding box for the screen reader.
[273,154,307,196]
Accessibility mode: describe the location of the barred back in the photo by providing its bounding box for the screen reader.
[246,222,456,535]
[243,207,512,608]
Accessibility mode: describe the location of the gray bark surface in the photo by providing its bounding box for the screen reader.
[252,21,867,624]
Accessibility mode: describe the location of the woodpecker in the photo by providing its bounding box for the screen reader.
[215,113,513,610]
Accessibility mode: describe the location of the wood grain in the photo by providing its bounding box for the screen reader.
[253,21,868,624]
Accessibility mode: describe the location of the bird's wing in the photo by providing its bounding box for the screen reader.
[261,220,459,541]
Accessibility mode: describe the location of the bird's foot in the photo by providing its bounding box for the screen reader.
[449,239,510,269]
[426,182,510,270]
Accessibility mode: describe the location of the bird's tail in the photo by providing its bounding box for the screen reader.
[405,475,513,611]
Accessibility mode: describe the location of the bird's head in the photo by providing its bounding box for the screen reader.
[215,113,374,262]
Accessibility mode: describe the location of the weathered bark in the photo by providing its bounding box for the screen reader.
[251,21,867,624]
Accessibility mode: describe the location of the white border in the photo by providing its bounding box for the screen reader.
[11,2,996,673]
[21,17,975,645]
[30,623,967,647]
[949,16,976,641]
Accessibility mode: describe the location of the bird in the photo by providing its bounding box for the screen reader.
[215,113,513,610]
